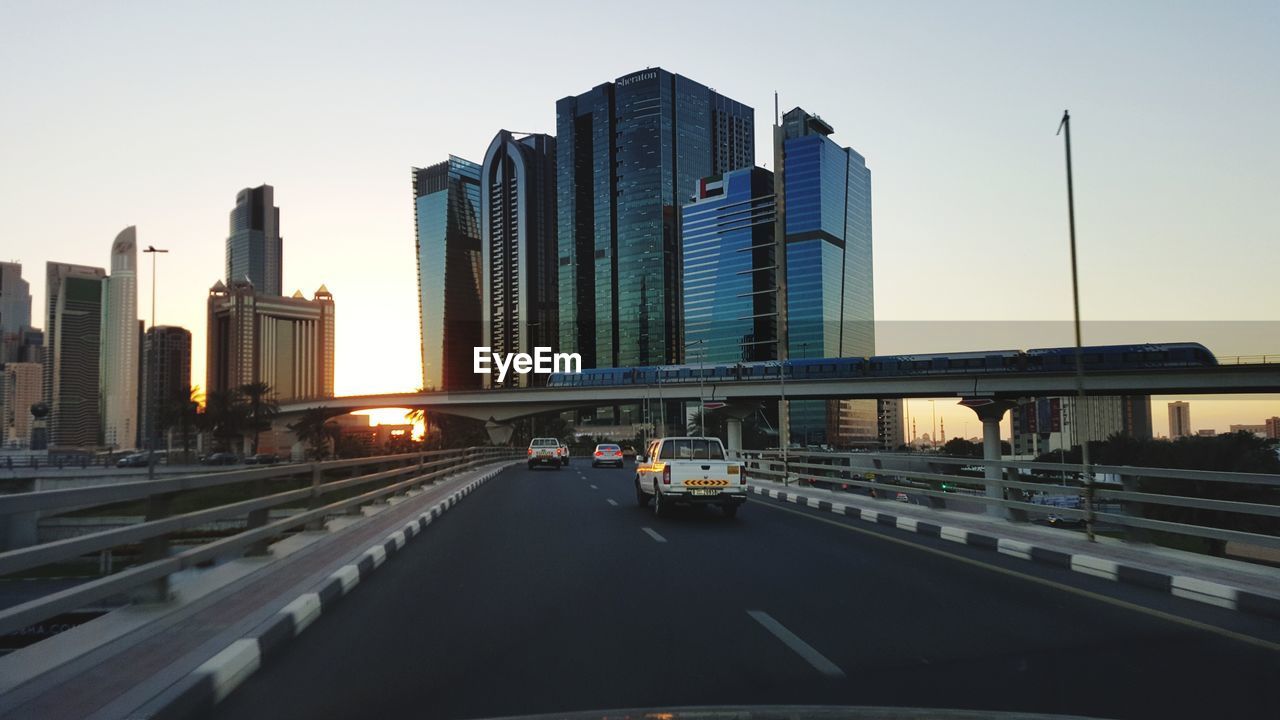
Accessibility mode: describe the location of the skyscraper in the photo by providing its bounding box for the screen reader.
[777,107,876,447]
[101,227,139,449]
[1,362,41,448]
[44,262,106,448]
[1011,395,1153,455]
[0,262,32,363]
[1168,401,1192,439]
[556,68,754,372]
[141,325,191,449]
[681,167,779,364]
[414,157,482,391]
[481,130,558,387]
[227,184,283,296]
[206,281,334,402]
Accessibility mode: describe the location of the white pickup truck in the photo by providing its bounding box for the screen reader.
[634,437,746,518]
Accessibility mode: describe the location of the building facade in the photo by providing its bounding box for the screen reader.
[877,398,905,450]
[101,227,140,449]
[556,68,754,373]
[0,262,32,364]
[414,157,483,391]
[1168,401,1191,439]
[141,325,192,449]
[777,107,876,448]
[1011,395,1153,455]
[480,131,558,387]
[1267,416,1280,440]
[227,185,284,297]
[681,167,779,364]
[1,362,41,448]
[206,281,334,401]
[44,262,106,448]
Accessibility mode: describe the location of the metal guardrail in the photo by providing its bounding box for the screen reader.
[0,447,518,637]
[740,450,1280,552]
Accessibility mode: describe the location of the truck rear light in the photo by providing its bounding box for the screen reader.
[527,448,533,456]
[662,464,671,485]
[740,468,747,484]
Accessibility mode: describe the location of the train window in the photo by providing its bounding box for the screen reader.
[1083,353,1103,364]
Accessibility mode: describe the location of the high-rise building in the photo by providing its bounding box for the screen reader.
[878,399,905,451]
[1264,416,1279,440]
[777,107,876,448]
[481,131,558,387]
[414,157,482,391]
[227,185,283,297]
[1011,395,1153,455]
[0,362,41,448]
[206,281,334,401]
[44,262,106,448]
[101,227,139,449]
[682,167,779,364]
[557,68,754,373]
[141,325,191,449]
[0,262,32,363]
[1168,401,1191,439]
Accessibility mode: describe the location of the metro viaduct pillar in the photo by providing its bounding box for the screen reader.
[959,398,1019,519]
[719,401,761,458]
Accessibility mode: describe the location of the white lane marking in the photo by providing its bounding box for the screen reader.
[747,610,845,678]
[606,498,618,506]
[589,484,598,490]
[642,527,667,543]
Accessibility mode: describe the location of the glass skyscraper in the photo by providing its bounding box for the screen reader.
[481,131,557,387]
[141,325,191,449]
[414,157,482,391]
[778,107,876,447]
[226,184,283,297]
[44,261,106,449]
[101,227,139,450]
[681,168,778,365]
[557,68,754,375]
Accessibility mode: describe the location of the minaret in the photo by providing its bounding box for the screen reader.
[102,227,139,449]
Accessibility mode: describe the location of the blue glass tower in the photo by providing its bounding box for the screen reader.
[681,168,778,365]
[557,68,754,374]
[779,108,876,447]
[414,157,482,391]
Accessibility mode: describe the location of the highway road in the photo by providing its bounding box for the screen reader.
[212,461,1280,720]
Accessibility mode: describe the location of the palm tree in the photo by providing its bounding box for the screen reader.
[203,389,249,453]
[164,385,202,462]
[290,407,336,460]
[239,382,279,455]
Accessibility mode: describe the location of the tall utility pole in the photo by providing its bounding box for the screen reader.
[1058,110,1095,542]
[142,245,169,329]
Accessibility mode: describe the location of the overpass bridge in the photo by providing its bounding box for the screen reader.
[278,361,1280,446]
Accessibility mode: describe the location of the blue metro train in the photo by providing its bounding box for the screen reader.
[544,342,1217,388]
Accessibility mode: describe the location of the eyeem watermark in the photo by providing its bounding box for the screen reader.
[473,347,582,383]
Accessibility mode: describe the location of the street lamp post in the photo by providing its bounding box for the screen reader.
[141,245,168,470]
[1058,109,1095,542]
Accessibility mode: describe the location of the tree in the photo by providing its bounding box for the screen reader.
[202,389,249,453]
[239,382,279,455]
[164,385,202,462]
[290,407,337,460]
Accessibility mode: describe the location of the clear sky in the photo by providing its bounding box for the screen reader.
[2,0,1276,438]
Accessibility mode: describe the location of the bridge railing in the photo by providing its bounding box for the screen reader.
[0,446,519,638]
[740,450,1280,555]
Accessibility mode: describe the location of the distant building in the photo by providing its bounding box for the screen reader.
[0,262,32,363]
[1168,401,1191,439]
[878,399,905,450]
[414,157,482,391]
[1,362,41,448]
[101,228,140,450]
[1229,424,1266,437]
[206,280,334,402]
[141,326,192,449]
[1265,417,1279,440]
[481,131,558,387]
[44,261,107,448]
[227,185,283,297]
[1012,395,1153,455]
[556,68,755,373]
[1196,429,1216,437]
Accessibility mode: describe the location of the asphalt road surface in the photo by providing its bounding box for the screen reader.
[211,461,1280,720]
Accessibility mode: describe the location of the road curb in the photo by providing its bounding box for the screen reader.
[748,484,1280,622]
[141,463,508,720]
